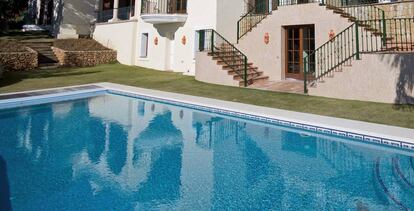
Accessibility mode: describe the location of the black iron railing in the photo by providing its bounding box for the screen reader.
[379,18,414,51]
[237,0,275,42]
[197,29,249,87]
[141,0,187,14]
[303,18,414,93]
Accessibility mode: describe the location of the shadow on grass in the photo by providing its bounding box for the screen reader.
[0,68,102,88]
[0,31,51,41]
[392,104,414,112]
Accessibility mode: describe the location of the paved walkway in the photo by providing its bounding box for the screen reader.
[249,79,304,94]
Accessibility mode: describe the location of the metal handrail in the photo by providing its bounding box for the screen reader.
[304,18,414,93]
[197,29,249,87]
[302,3,386,93]
[237,0,273,42]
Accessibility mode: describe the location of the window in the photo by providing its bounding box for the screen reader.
[140,33,149,58]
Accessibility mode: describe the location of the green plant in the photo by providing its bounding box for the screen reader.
[0,0,28,32]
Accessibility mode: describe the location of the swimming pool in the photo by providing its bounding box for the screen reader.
[0,87,413,210]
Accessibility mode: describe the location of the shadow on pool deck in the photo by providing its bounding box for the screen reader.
[0,155,12,211]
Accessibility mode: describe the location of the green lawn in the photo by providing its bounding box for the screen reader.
[0,63,413,129]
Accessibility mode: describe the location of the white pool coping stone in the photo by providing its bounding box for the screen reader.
[1,82,413,150]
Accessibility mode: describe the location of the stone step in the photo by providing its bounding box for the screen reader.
[209,52,243,57]
[226,66,258,73]
[221,62,253,68]
[38,57,58,64]
[38,53,57,58]
[228,69,260,76]
[340,13,351,18]
[38,63,60,70]
[365,27,379,32]
[36,49,54,53]
[21,40,54,44]
[38,52,57,57]
[24,43,54,48]
[233,71,263,80]
[207,47,269,86]
[29,46,52,50]
[213,55,245,61]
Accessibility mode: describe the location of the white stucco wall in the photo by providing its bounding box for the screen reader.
[195,52,240,87]
[309,53,414,104]
[135,0,219,75]
[94,20,138,65]
[216,0,246,43]
[92,0,245,75]
[236,3,353,81]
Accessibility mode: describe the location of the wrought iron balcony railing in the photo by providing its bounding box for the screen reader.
[141,0,187,15]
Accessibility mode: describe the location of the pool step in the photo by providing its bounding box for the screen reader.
[374,157,414,210]
[393,157,414,192]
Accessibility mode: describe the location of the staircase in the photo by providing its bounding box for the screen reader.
[22,40,60,69]
[374,156,414,210]
[237,0,277,42]
[235,0,397,91]
[198,29,268,87]
[303,0,414,93]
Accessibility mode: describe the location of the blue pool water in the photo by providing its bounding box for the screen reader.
[0,93,413,210]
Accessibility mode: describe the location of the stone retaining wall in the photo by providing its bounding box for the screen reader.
[52,47,117,67]
[0,48,38,71]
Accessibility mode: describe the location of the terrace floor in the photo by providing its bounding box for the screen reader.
[249,79,304,94]
[0,63,413,129]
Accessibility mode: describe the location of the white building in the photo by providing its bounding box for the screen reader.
[28,0,414,104]
[93,0,245,75]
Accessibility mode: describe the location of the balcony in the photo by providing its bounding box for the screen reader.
[140,0,188,24]
[97,6,135,23]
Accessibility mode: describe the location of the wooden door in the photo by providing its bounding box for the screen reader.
[285,25,315,80]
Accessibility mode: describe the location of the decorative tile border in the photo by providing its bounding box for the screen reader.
[108,89,414,151]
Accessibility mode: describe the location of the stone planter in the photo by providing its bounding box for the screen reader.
[0,47,38,71]
[52,47,117,67]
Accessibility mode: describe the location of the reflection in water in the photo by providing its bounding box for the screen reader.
[107,123,128,175]
[0,94,412,210]
[85,118,105,163]
[282,131,317,158]
[0,155,12,211]
[135,111,183,203]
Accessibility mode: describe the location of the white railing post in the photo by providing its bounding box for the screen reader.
[109,0,119,22]
[268,0,272,12]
